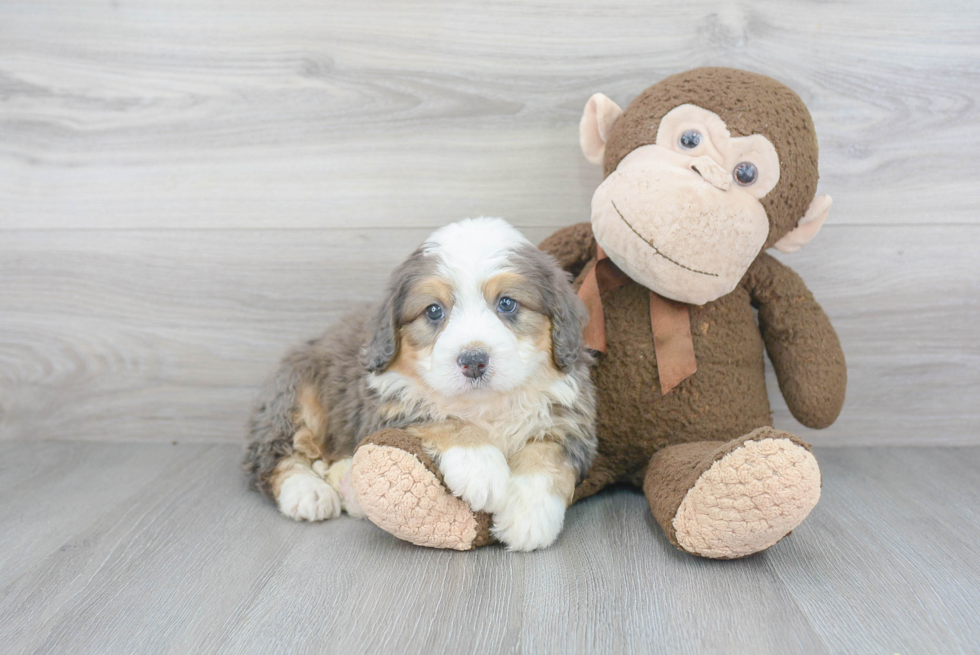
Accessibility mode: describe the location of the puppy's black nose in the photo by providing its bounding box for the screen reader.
[457,350,489,379]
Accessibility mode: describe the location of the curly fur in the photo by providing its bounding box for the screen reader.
[243,218,596,501]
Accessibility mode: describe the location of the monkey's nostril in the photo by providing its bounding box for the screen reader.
[689,155,731,191]
[457,349,489,379]
[691,162,713,180]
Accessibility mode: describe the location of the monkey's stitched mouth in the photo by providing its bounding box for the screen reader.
[610,201,719,277]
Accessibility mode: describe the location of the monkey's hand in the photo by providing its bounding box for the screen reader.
[745,253,847,429]
[538,223,596,279]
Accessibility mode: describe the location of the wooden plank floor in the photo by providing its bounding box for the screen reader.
[1,442,977,655]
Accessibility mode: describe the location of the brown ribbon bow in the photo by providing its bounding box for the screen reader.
[577,247,697,395]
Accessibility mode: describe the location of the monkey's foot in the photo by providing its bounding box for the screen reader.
[647,427,822,559]
[350,429,495,551]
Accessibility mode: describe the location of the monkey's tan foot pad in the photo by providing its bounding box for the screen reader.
[673,428,821,559]
[350,429,495,551]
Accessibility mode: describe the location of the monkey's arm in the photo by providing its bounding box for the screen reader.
[744,253,846,429]
[538,223,596,278]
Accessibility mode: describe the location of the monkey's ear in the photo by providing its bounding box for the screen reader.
[774,195,832,253]
[580,93,623,166]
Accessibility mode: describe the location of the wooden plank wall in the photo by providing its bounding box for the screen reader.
[1,0,978,446]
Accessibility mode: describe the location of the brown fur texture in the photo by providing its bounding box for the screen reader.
[243,306,393,499]
[602,67,819,249]
[540,223,844,519]
[544,239,846,504]
[642,427,814,554]
[534,68,845,558]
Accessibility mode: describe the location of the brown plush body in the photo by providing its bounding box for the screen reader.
[542,224,845,501]
[539,223,843,555]
[351,68,846,557]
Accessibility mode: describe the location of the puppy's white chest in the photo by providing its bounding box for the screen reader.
[469,403,553,458]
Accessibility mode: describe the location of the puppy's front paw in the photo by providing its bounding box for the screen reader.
[491,474,566,552]
[277,472,342,522]
[438,445,509,514]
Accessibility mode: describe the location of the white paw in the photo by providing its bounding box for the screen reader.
[277,472,342,522]
[438,445,510,514]
[491,474,566,552]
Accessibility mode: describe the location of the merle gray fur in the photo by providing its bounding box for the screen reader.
[243,235,597,499]
[362,247,434,372]
[511,243,591,373]
[508,243,596,480]
[244,248,436,499]
[244,306,383,498]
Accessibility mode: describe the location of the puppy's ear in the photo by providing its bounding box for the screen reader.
[548,267,589,372]
[518,246,589,372]
[362,293,398,372]
[362,247,429,372]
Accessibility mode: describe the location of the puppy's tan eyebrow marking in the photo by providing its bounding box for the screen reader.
[402,277,455,320]
[482,272,543,311]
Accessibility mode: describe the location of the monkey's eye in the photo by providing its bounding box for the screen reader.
[496,297,518,314]
[733,161,758,186]
[425,304,444,321]
[678,129,702,150]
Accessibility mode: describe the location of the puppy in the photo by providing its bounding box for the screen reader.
[243,217,596,551]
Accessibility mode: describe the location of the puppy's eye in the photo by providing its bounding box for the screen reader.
[496,297,518,314]
[425,304,444,321]
[733,161,758,186]
[679,129,702,150]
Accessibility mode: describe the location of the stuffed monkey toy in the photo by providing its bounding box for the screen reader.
[350,68,846,558]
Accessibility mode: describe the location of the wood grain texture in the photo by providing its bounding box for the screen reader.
[0,442,977,654]
[1,0,979,230]
[1,2,978,444]
[1,225,977,445]
[774,447,980,654]
[0,441,210,589]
